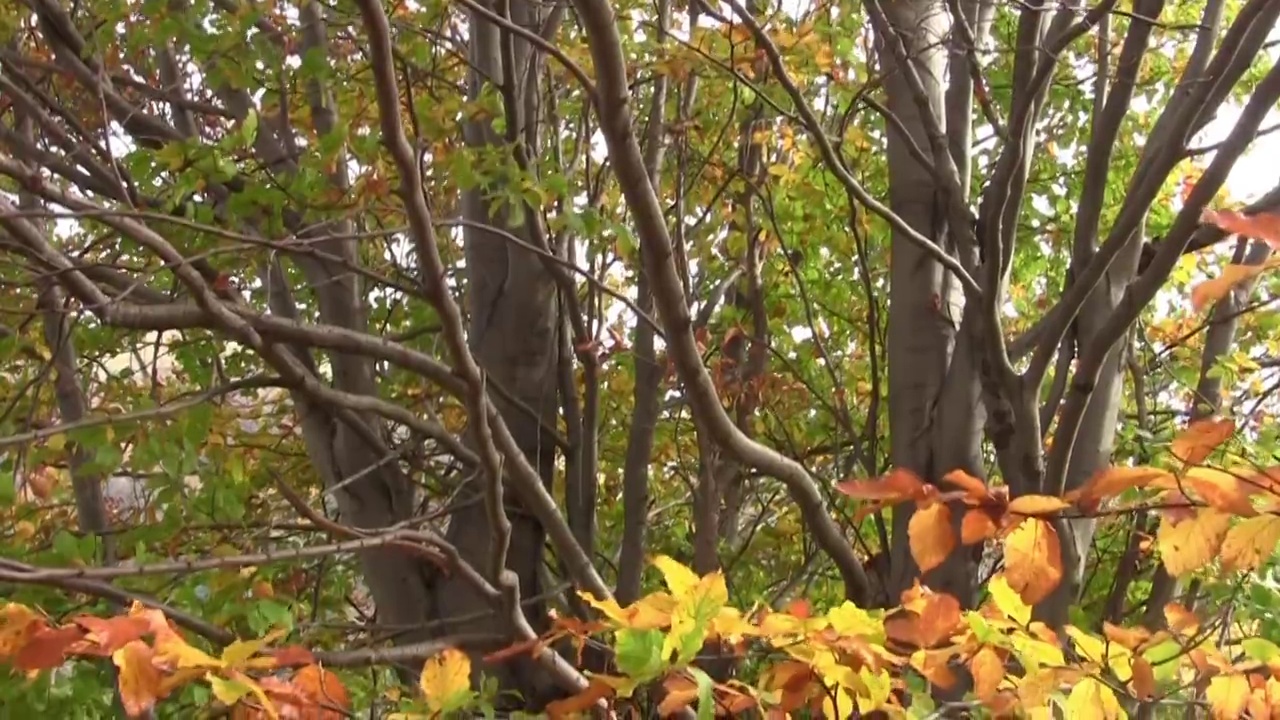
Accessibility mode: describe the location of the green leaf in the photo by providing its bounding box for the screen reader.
[613,628,666,680]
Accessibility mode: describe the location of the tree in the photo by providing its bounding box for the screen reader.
[2,0,1280,716]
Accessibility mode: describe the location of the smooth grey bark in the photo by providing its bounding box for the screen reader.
[877,0,986,605]
[437,0,562,703]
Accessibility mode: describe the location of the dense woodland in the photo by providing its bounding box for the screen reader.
[2,0,1280,717]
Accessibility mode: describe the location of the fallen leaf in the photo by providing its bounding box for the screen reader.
[1157,508,1231,576]
[1003,518,1063,606]
[1220,514,1280,572]
[1170,418,1235,466]
[908,502,955,573]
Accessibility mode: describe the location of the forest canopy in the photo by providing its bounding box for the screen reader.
[2,0,1280,717]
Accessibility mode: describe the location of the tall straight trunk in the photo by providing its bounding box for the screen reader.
[433,0,563,705]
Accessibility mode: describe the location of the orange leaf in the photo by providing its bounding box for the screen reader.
[546,677,614,719]
[1003,518,1063,606]
[293,665,350,716]
[266,645,317,668]
[1201,208,1280,248]
[916,593,963,648]
[910,648,958,689]
[908,502,955,573]
[1191,264,1268,312]
[970,646,1004,702]
[15,624,84,671]
[658,674,699,716]
[1182,467,1258,517]
[1131,657,1156,701]
[113,640,166,718]
[72,615,151,655]
[1164,603,1200,636]
[939,469,991,502]
[1102,622,1150,650]
[0,603,44,660]
[1006,495,1071,517]
[1071,466,1171,510]
[961,509,998,545]
[1171,418,1235,466]
[836,467,926,506]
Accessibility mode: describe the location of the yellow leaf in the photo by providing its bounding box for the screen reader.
[826,601,883,639]
[155,636,223,670]
[988,575,1031,625]
[1156,508,1231,576]
[207,673,255,708]
[1170,418,1235,465]
[220,628,285,667]
[1003,518,1063,605]
[420,647,472,714]
[1206,673,1249,720]
[969,646,1004,702]
[1007,495,1071,516]
[1220,515,1280,572]
[1190,264,1268,312]
[651,555,699,596]
[908,502,954,573]
[1066,677,1126,719]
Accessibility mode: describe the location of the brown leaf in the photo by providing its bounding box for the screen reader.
[1171,418,1235,466]
[915,593,963,648]
[658,674,699,717]
[1102,622,1150,651]
[908,502,955,573]
[1164,603,1200,636]
[1003,518,1063,606]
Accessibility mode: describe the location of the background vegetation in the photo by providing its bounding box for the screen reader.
[1,0,1280,716]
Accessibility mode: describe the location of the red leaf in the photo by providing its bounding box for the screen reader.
[15,624,84,671]
[72,615,151,655]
